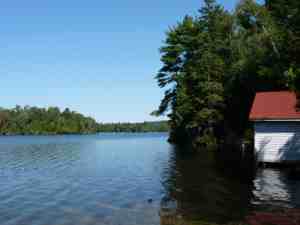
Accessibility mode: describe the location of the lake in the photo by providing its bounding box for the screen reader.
[0,133,300,225]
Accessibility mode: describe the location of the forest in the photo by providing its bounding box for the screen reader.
[98,121,169,133]
[0,106,98,135]
[0,106,169,135]
[154,0,300,149]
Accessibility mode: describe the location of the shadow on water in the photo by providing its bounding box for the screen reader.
[159,144,300,225]
[1,134,300,225]
[159,146,255,224]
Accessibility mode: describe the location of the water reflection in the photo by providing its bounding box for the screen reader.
[253,168,300,209]
[160,146,300,224]
[0,134,300,225]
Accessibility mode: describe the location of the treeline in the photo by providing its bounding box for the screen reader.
[98,121,169,133]
[0,105,169,135]
[154,0,300,149]
[0,106,98,135]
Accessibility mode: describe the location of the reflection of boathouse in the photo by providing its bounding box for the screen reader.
[250,91,300,163]
[253,169,293,207]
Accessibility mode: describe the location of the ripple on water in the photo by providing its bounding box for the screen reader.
[1,134,300,225]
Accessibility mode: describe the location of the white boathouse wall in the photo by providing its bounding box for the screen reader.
[254,122,300,163]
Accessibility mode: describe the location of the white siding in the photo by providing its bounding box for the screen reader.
[254,122,300,163]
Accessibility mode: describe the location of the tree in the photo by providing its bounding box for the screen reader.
[0,106,100,135]
[154,0,299,150]
[155,0,232,149]
[265,0,300,92]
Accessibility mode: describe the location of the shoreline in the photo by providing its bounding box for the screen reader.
[0,131,169,137]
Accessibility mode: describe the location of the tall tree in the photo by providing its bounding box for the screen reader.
[265,0,300,91]
[155,0,299,150]
[155,0,232,149]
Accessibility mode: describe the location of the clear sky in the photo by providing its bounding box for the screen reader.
[0,0,242,123]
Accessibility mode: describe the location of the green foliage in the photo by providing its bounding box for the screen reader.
[155,0,232,149]
[0,106,169,135]
[98,121,169,133]
[266,0,300,93]
[155,0,300,150]
[0,106,98,135]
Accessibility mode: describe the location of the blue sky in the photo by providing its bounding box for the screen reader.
[0,0,242,123]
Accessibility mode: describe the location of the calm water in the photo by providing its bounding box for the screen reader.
[0,133,300,225]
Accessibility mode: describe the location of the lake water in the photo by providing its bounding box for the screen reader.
[0,133,300,225]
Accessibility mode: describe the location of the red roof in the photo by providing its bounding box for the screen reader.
[249,91,300,121]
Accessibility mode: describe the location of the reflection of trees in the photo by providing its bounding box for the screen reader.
[160,146,255,224]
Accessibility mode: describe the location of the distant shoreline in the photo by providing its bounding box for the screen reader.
[0,106,169,135]
[0,131,169,137]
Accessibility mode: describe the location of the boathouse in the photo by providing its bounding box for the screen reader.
[249,91,300,163]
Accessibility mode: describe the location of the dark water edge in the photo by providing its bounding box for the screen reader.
[160,147,252,224]
[158,143,300,225]
[0,133,300,225]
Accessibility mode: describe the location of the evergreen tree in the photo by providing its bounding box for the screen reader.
[155,0,299,150]
[155,0,232,149]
